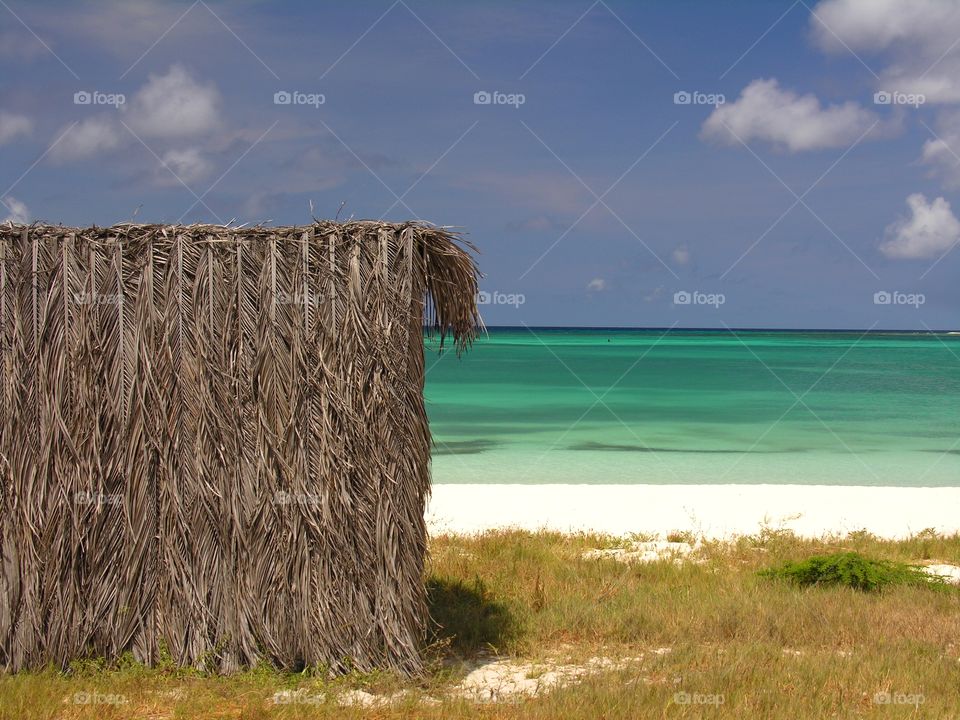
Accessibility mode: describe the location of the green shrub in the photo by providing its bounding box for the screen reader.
[760,552,943,592]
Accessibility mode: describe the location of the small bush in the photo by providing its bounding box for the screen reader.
[760,552,942,592]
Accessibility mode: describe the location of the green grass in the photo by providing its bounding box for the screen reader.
[2,529,960,719]
[759,551,944,591]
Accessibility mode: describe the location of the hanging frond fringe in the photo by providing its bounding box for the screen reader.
[0,221,480,675]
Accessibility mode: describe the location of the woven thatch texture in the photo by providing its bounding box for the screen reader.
[0,221,479,675]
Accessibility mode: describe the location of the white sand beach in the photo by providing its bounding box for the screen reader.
[426,484,960,539]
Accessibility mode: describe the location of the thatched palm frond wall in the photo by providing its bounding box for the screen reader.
[0,221,480,675]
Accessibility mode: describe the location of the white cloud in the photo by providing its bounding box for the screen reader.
[701,79,879,152]
[812,0,960,103]
[810,2,960,189]
[2,196,29,223]
[880,193,960,259]
[127,65,220,139]
[919,110,960,188]
[812,0,958,52]
[51,116,122,161]
[586,278,607,292]
[0,112,32,144]
[160,147,211,184]
[672,246,690,265]
[46,67,222,183]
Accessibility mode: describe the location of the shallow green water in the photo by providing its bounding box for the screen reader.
[424,328,960,486]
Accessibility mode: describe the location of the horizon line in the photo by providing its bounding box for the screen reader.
[444,326,960,334]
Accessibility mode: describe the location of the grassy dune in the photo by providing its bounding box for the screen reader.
[3,529,959,719]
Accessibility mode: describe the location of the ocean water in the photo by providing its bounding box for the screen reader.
[424,328,960,487]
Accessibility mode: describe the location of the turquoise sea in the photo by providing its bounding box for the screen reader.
[424,328,960,487]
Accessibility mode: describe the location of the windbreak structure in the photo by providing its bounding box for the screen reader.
[0,221,479,675]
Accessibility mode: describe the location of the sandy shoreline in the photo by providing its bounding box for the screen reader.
[426,484,960,539]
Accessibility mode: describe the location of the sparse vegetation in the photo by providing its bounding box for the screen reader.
[1,529,959,719]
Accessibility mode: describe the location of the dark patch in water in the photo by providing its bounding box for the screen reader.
[432,439,499,455]
[920,449,960,455]
[569,441,807,454]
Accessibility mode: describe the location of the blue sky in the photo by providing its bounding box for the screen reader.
[1,0,959,329]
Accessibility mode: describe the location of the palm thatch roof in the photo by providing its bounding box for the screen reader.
[0,221,480,675]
